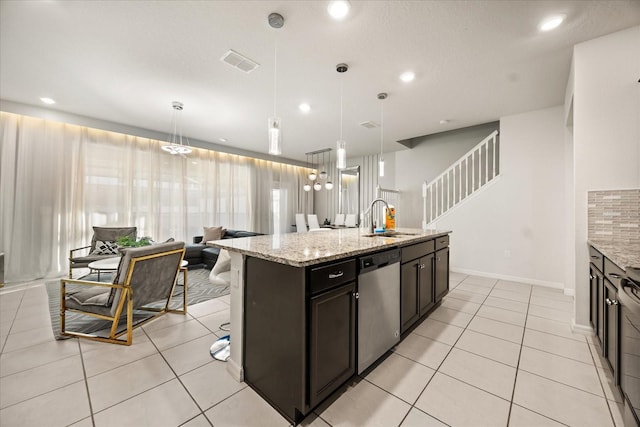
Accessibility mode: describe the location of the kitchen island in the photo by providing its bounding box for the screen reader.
[209,227,451,424]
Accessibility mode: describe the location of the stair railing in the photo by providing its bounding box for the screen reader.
[422,130,499,228]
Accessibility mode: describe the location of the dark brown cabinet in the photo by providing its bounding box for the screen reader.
[244,256,357,424]
[401,253,434,333]
[434,247,449,302]
[400,236,449,334]
[309,281,356,407]
[603,279,619,382]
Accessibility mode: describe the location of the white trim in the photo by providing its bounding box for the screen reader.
[226,358,244,382]
[571,318,594,336]
[451,267,565,290]
[563,288,575,297]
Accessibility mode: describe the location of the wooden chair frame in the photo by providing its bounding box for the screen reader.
[60,248,187,345]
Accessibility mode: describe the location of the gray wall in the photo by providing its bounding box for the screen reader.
[395,122,500,227]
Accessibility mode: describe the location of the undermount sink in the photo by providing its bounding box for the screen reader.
[360,231,418,238]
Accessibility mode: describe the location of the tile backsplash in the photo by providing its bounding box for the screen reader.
[588,189,639,244]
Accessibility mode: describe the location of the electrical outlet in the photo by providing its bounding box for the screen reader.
[504,250,511,258]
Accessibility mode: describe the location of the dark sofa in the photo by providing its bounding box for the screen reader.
[184,229,263,269]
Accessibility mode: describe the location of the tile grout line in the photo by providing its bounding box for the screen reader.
[587,338,620,426]
[395,276,496,426]
[505,278,533,426]
[77,337,97,426]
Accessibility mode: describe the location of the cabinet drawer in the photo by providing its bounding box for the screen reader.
[589,245,604,272]
[310,259,356,295]
[435,234,450,251]
[604,257,625,288]
[402,241,435,263]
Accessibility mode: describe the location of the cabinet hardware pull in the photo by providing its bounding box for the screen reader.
[609,273,622,279]
[329,271,344,279]
[420,264,425,269]
[590,255,599,259]
[590,275,594,280]
[605,298,619,306]
[353,292,359,299]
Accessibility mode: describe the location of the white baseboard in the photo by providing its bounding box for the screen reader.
[226,358,244,382]
[451,267,565,291]
[571,318,593,336]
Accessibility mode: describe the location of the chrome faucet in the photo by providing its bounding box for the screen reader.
[364,198,390,234]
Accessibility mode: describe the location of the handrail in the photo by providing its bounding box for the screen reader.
[422,130,499,228]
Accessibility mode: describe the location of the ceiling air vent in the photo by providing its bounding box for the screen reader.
[221,49,260,73]
[359,121,379,129]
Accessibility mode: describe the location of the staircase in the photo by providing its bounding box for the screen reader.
[422,130,500,228]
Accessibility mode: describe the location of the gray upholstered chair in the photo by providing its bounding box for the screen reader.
[60,241,186,345]
[68,226,137,278]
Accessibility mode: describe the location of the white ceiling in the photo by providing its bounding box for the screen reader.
[2,1,639,164]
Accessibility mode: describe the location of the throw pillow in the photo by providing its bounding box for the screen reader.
[203,226,224,243]
[91,240,119,255]
[212,249,231,275]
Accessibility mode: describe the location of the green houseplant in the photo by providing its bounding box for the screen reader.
[116,235,153,248]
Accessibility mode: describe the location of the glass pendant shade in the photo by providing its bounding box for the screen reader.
[319,170,328,180]
[313,182,322,191]
[336,139,346,169]
[325,181,334,190]
[268,117,282,155]
[304,183,311,192]
[309,171,317,181]
[379,158,385,177]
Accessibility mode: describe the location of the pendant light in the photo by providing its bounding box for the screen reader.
[308,152,317,181]
[161,101,192,155]
[303,153,312,191]
[377,92,387,177]
[325,149,334,190]
[268,13,284,155]
[336,63,348,169]
[319,151,328,180]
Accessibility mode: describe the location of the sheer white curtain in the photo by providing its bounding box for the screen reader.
[0,112,309,282]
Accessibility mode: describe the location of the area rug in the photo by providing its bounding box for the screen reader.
[46,268,228,340]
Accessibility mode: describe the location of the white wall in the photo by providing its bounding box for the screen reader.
[394,122,499,228]
[572,25,640,329]
[435,106,567,288]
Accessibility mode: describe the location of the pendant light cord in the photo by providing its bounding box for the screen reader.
[340,77,344,140]
[273,38,277,117]
[380,100,384,158]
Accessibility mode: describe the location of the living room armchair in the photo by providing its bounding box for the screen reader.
[68,226,137,278]
[60,240,186,345]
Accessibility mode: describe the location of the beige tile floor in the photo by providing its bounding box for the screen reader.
[0,273,626,427]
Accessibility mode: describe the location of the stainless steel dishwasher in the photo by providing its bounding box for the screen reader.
[357,248,401,374]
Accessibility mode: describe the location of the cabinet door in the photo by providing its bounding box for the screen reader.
[434,247,449,302]
[401,260,420,333]
[419,254,434,316]
[596,270,605,348]
[589,266,599,333]
[309,282,356,408]
[603,279,619,384]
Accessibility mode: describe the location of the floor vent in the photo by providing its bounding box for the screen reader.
[221,50,260,73]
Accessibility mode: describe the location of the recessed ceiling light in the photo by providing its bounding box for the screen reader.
[219,138,228,143]
[40,97,56,105]
[439,119,450,125]
[539,14,566,32]
[328,0,350,20]
[399,71,415,83]
[298,103,311,113]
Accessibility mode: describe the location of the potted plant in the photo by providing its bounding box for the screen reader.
[116,236,153,253]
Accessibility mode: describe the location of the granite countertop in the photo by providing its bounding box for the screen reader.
[208,228,451,267]
[588,239,640,271]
